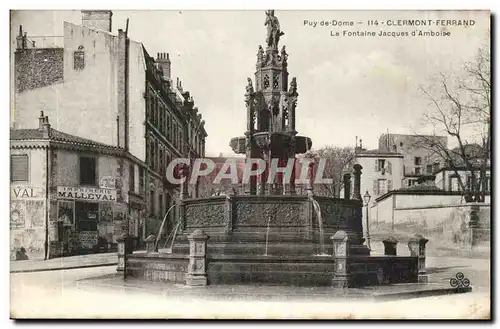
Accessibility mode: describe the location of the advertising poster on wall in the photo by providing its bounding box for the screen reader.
[99,203,113,222]
[26,200,45,227]
[57,200,75,227]
[10,200,26,229]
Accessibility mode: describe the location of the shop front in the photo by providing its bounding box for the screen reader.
[51,185,127,257]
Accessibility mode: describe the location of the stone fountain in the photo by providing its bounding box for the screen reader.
[119,11,429,288]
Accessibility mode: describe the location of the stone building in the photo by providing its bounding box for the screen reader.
[351,142,404,205]
[378,133,448,188]
[10,113,145,260]
[12,10,207,246]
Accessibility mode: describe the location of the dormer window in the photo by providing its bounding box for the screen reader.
[74,46,85,70]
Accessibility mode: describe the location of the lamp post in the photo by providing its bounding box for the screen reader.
[363,190,371,250]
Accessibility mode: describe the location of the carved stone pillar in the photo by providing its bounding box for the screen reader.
[343,173,351,200]
[116,234,134,276]
[352,164,362,201]
[408,234,429,283]
[244,132,257,195]
[186,229,209,286]
[382,236,398,256]
[145,234,156,253]
[331,230,350,288]
[288,97,296,132]
[306,161,314,197]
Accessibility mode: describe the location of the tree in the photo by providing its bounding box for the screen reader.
[305,146,356,198]
[415,42,490,202]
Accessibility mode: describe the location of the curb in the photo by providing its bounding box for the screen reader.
[373,286,473,302]
[10,262,118,274]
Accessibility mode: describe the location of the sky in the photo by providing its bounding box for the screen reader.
[10,10,490,156]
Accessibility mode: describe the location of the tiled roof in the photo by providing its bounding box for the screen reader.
[10,128,121,150]
[399,184,443,192]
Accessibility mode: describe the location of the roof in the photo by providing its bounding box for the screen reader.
[355,149,403,158]
[10,128,121,150]
[400,185,443,192]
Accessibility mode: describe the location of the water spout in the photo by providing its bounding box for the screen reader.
[310,197,327,256]
[264,214,271,256]
[154,203,178,251]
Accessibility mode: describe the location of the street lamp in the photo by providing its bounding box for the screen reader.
[363,190,371,250]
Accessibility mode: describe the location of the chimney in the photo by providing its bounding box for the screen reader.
[39,112,51,138]
[38,111,45,130]
[81,10,113,32]
[156,52,171,81]
[16,25,24,50]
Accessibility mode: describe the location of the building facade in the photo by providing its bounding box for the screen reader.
[353,147,404,206]
[12,10,207,246]
[10,113,148,260]
[378,133,448,187]
[435,166,491,193]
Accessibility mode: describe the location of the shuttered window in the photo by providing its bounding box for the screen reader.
[387,161,392,175]
[79,156,96,185]
[11,155,28,182]
[129,164,135,193]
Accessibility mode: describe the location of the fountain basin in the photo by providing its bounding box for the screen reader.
[124,194,420,287]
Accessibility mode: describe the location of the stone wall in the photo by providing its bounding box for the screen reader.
[126,253,188,283]
[15,48,64,93]
[372,193,490,250]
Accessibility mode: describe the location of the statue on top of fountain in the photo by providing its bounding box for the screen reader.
[265,10,285,49]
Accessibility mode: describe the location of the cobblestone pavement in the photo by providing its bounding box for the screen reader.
[10,256,490,319]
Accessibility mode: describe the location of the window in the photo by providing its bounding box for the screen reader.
[148,95,154,121]
[400,142,403,147]
[149,190,155,216]
[378,159,385,172]
[375,159,385,172]
[158,194,163,217]
[139,167,145,196]
[159,147,165,176]
[408,179,417,187]
[154,140,159,171]
[426,164,433,174]
[263,74,270,89]
[166,114,171,141]
[73,49,85,70]
[415,167,421,175]
[129,164,135,194]
[148,137,154,167]
[11,155,28,182]
[377,179,387,194]
[79,157,96,185]
[414,157,422,166]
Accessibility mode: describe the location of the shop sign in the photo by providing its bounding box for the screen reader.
[99,176,116,189]
[11,186,44,199]
[57,186,117,202]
